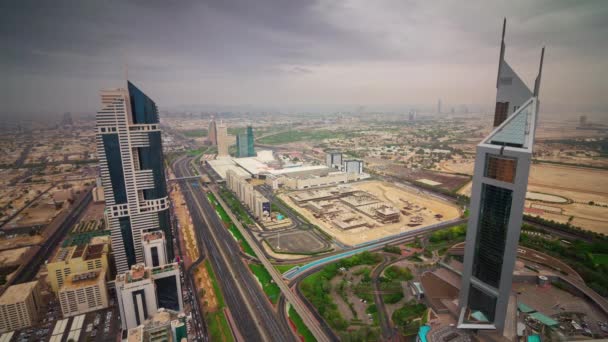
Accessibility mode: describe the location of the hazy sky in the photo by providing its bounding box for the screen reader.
[1,0,607,116]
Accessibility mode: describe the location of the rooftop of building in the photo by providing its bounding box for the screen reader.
[0,280,37,304]
[51,241,108,263]
[61,270,105,291]
[61,229,111,247]
[142,231,164,243]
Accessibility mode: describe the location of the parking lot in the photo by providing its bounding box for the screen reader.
[11,294,120,342]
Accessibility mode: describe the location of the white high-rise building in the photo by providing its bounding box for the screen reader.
[142,231,168,268]
[96,81,173,274]
[116,264,158,330]
[116,263,184,331]
[458,19,544,333]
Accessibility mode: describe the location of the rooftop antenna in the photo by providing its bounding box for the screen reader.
[533,47,545,97]
[496,18,507,89]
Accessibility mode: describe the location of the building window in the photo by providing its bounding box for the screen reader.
[472,183,513,288]
[484,155,516,183]
[464,284,497,324]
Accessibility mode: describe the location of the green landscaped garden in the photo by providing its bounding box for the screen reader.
[207,192,256,256]
[299,251,382,331]
[288,305,317,342]
[426,224,466,253]
[249,264,281,304]
[392,300,428,336]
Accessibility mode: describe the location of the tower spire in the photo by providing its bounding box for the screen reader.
[496,18,507,89]
[533,47,545,97]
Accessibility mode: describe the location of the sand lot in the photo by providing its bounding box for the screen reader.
[280,180,461,246]
[453,162,608,233]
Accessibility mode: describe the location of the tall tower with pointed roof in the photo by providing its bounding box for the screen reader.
[458,19,545,334]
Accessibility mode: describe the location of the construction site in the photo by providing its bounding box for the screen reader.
[280,180,460,245]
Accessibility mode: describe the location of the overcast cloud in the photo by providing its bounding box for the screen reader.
[1,0,607,116]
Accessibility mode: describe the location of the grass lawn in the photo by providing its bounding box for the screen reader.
[182,129,208,137]
[203,260,233,341]
[207,311,234,342]
[207,193,256,256]
[591,253,608,265]
[288,305,317,342]
[205,260,225,308]
[275,264,302,274]
[249,264,281,304]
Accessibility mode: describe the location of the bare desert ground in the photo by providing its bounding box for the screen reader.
[280,180,461,246]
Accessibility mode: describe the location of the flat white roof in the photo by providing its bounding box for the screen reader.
[207,158,251,179]
[0,332,14,342]
[52,318,69,336]
[70,314,85,331]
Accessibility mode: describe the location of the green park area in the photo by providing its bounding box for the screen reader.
[391,300,428,336]
[258,129,361,145]
[300,251,382,332]
[249,263,281,304]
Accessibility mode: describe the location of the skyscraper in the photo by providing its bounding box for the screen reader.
[208,117,217,145]
[216,121,229,157]
[96,81,173,274]
[458,19,544,333]
[437,98,442,114]
[236,125,256,157]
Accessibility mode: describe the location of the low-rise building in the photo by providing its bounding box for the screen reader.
[58,270,108,317]
[47,236,110,293]
[0,281,42,333]
[226,170,270,219]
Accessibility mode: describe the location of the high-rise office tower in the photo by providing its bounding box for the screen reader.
[437,98,442,114]
[216,121,229,157]
[325,151,342,169]
[458,19,544,333]
[96,81,174,274]
[246,125,255,156]
[208,117,217,145]
[236,125,256,157]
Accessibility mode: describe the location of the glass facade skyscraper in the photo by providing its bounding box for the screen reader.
[236,125,256,157]
[458,19,544,333]
[96,81,173,274]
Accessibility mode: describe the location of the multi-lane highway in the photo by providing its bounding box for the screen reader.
[174,157,295,342]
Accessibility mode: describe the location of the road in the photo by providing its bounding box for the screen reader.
[174,157,295,342]
[371,255,397,340]
[11,189,92,285]
[169,197,208,341]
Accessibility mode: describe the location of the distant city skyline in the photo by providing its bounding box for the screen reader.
[1,1,607,116]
